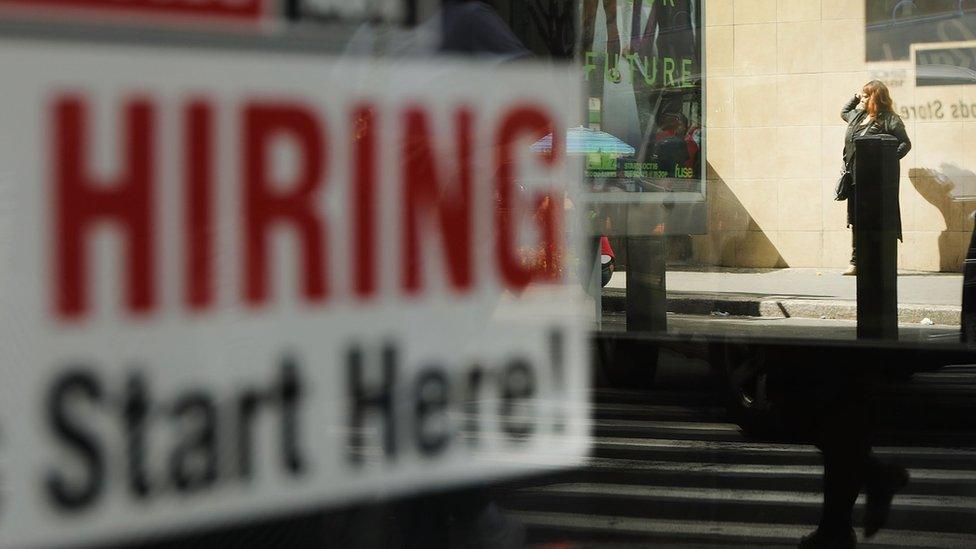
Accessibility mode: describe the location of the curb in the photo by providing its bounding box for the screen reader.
[601,288,961,326]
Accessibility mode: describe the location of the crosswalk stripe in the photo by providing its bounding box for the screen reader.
[522,482,976,511]
[504,365,976,547]
[582,457,976,482]
[592,402,728,418]
[594,419,741,431]
[592,418,976,446]
[595,436,976,459]
[514,511,976,548]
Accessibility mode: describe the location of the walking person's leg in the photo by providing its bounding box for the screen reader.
[581,0,599,57]
[799,367,909,548]
[800,400,865,548]
[602,0,621,79]
[843,227,857,275]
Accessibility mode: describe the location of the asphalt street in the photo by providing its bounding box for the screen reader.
[496,349,976,548]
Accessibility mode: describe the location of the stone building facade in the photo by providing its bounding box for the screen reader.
[696,0,976,272]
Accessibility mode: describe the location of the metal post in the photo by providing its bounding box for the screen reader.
[962,224,976,345]
[854,134,900,340]
[625,235,668,333]
[285,0,300,21]
[586,236,603,330]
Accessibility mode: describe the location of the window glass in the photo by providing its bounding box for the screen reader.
[3,2,976,549]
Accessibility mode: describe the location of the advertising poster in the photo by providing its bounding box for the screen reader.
[579,0,702,197]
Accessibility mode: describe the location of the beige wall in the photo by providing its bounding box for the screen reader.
[696,0,976,272]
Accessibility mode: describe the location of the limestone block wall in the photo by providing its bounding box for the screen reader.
[695,0,976,271]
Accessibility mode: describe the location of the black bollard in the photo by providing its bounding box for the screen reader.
[961,224,976,345]
[625,235,668,333]
[854,134,900,340]
[283,0,300,21]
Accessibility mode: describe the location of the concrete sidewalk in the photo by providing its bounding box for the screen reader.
[602,268,964,326]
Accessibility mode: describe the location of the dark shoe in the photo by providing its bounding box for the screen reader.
[798,528,856,548]
[864,465,910,538]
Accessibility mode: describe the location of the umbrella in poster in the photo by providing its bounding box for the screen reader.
[531,125,635,156]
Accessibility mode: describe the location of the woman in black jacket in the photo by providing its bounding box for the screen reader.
[839,80,911,275]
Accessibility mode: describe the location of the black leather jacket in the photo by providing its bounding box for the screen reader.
[841,96,909,239]
[841,95,911,169]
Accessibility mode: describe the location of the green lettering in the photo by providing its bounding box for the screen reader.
[631,54,658,85]
[664,57,676,88]
[681,58,693,87]
[584,52,598,82]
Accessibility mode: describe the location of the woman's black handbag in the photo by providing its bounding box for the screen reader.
[834,169,853,201]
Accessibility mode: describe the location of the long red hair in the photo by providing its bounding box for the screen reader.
[863,80,894,117]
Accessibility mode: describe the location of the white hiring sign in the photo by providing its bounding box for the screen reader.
[0,39,589,548]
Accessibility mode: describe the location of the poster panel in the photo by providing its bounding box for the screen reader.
[579,0,704,204]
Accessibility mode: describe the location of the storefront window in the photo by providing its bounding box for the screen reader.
[3,2,976,548]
